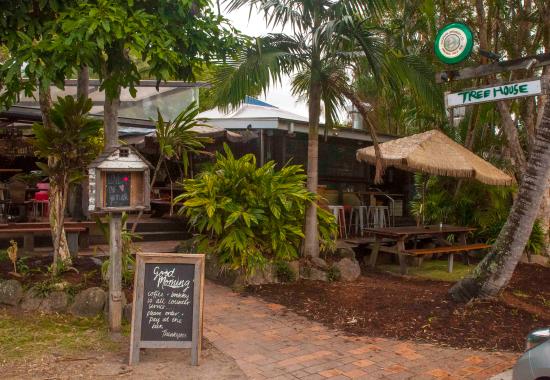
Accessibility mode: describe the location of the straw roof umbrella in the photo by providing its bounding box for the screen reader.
[356,129,513,186]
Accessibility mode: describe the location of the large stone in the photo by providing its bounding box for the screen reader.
[521,253,549,267]
[0,280,23,306]
[336,247,356,260]
[21,290,43,312]
[335,257,361,282]
[288,261,300,280]
[40,291,68,313]
[69,287,106,317]
[301,266,328,282]
[311,257,328,269]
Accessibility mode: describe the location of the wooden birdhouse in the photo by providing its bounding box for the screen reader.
[88,145,153,213]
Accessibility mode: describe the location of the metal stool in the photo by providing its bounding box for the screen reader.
[328,205,347,238]
[348,205,369,236]
[367,206,390,228]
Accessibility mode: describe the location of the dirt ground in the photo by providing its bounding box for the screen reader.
[0,256,105,288]
[246,263,550,352]
[1,338,245,380]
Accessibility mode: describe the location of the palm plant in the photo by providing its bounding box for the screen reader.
[131,102,213,232]
[151,102,213,185]
[32,96,102,269]
[212,0,441,257]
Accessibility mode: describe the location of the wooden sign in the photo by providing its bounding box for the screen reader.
[446,78,544,108]
[129,253,205,366]
[106,172,131,207]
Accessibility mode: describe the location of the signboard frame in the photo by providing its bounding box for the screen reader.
[445,78,548,109]
[434,22,474,65]
[129,252,205,366]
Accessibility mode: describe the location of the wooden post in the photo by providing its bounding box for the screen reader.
[397,239,408,275]
[109,212,123,335]
[369,236,380,268]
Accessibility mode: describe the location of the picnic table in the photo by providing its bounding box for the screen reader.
[365,225,490,274]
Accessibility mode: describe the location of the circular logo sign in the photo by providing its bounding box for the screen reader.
[434,23,474,64]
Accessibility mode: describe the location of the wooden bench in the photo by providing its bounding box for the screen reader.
[0,222,95,256]
[402,243,491,272]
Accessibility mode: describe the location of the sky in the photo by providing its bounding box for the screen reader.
[222,6,310,118]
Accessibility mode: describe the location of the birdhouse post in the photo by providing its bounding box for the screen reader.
[88,145,153,334]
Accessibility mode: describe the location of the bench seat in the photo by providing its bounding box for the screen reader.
[403,243,491,256]
[0,227,87,256]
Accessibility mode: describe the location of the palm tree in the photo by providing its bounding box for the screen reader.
[214,0,440,257]
[450,100,550,301]
[32,96,102,269]
[131,102,213,232]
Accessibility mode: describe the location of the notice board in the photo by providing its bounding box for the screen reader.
[129,253,205,365]
[106,172,131,208]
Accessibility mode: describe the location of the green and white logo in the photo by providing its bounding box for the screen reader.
[434,23,474,65]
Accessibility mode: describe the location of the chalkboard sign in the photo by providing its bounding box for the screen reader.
[129,253,205,366]
[106,172,131,207]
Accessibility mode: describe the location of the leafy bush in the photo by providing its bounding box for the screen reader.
[275,261,296,283]
[175,144,337,275]
[409,175,545,255]
[95,213,140,286]
[326,266,341,282]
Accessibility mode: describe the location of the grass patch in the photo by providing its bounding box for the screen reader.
[0,310,129,361]
[378,259,474,282]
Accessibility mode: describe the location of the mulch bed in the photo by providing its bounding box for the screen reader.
[0,256,105,289]
[245,263,550,352]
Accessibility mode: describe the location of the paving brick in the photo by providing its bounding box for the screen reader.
[202,281,518,380]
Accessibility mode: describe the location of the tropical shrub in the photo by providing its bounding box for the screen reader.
[275,261,296,283]
[409,174,543,253]
[95,213,141,286]
[175,144,337,275]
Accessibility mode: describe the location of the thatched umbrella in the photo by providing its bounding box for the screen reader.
[356,129,513,186]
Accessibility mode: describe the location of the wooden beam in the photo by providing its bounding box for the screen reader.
[436,53,550,83]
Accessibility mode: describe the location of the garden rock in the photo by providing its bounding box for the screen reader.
[41,291,68,313]
[21,290,43,311]
[301,266,328,281]
[288,261,300,278]
[311,257,328,270]
[335,258,361,282]
[521,254,549,267]
[0,279,23,306]
[70,287,106,317]
[337,247,356,260]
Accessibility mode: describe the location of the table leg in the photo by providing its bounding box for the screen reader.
[369,237,380,268]
[458,233,469,265]
[397,239,407,275]
[448,253,454,273]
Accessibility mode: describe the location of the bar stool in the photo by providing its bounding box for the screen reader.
[348,205,369,236]
[328,205,347,238]
[367,206,390,228]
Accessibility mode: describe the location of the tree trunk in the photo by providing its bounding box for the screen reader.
[38,84,71,268]
[71,66,90,221]
[104,89,120,149]
[303,70,322,258]
[450,97,550,302]
[496,101,527,177]
[341,88,384,183]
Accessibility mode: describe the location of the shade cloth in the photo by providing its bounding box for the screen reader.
[356,129,513,186]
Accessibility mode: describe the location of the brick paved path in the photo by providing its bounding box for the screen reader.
[204,281,518,380]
